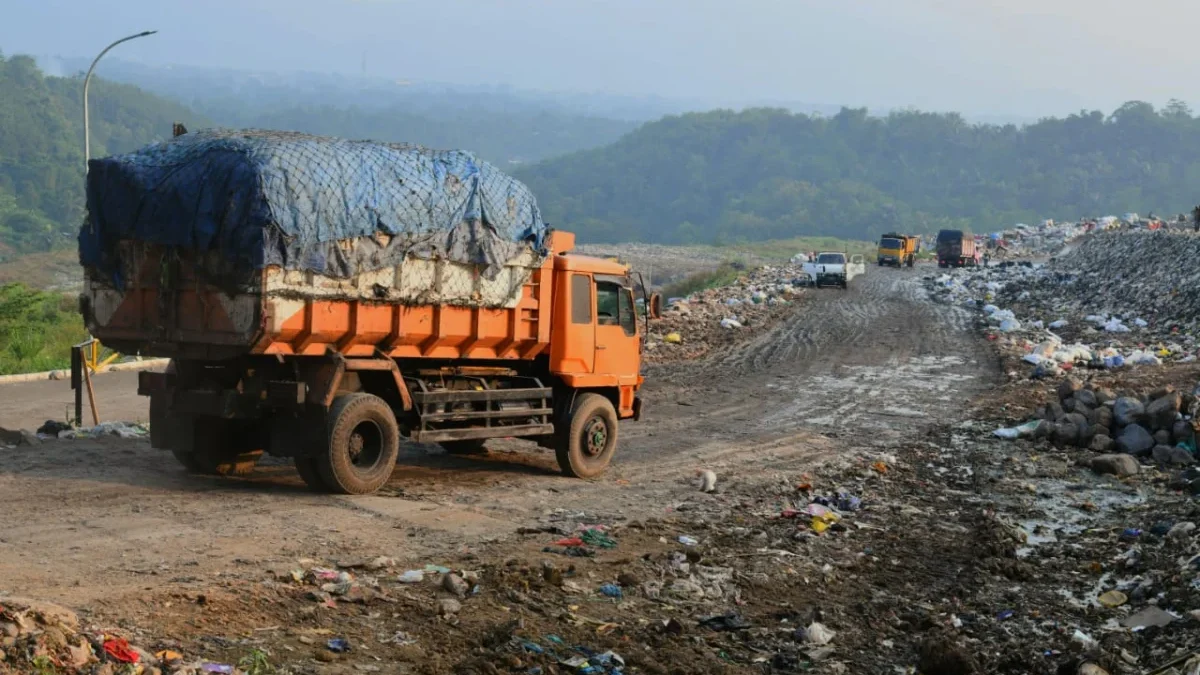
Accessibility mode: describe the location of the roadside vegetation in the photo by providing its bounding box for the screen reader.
[0,282,87,375]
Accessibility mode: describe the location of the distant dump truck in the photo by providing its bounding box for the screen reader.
[876,233,921,267]
[935,229,980,268]
[80,130,644,494]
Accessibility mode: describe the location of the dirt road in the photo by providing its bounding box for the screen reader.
[0,266,993,613]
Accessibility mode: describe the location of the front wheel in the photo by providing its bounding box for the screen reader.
[317,393,400,495]
[556,393,619,478]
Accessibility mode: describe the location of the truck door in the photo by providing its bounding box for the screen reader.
[593,276,639,381]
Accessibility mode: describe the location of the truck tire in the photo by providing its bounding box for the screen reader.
[556,393,619,479]
[294,457,325,491]
[906,256,914,268]
[317,393,400,495]
[170,419,262,476]
[441,439,488,455]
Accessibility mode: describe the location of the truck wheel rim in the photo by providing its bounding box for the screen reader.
[348,420,384,470]
[583,418,608,457]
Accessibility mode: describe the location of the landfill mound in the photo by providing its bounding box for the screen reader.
[81,129,547,286]
[925,231,1200,380]
[1054,230,1200,329]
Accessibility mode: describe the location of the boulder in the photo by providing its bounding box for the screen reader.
[1153,445,1196,467]
[1052,422,1080,446]
[1080,424,1104,447]
[1154,430,1172,447]
[1062,397,1076,413]
[1073,401,1094,422]
[0,428,38,447]
[1094,387,1117,405]
[1089,434,1115,453]
[1046,401,1066,421]
[1075,389,1098,408]
[1116,424,1155,456]
[1173,420,1197,447]
[1146,393,1181,431]
[1058,378,1083,402]
[1149,385,1176,401]
[1114,397,1145,427]
[1093,406,1114,431]
[1091,454,1140,478]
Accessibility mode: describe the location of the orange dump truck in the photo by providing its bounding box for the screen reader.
[79,130,644,494]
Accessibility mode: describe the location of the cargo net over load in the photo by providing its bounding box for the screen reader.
[80,129,550,308]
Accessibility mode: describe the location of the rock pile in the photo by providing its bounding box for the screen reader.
[997,378,1199,470]
[645,264,806,362]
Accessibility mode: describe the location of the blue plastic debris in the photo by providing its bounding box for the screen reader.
[327,638,350,653]
[997,610,1014,621]
[599,583,623,599]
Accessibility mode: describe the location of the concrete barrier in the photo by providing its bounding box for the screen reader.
[0,358,170,386]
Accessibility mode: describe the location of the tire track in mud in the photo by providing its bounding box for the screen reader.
[628,267,993,459]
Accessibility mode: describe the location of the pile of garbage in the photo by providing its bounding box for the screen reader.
[0,421,148,448]
[926,231,1200,378]
[0,596,218,674]
[646,264,806,362]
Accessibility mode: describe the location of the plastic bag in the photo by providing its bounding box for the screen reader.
[998,318,1021,332]
[719,318,743,329]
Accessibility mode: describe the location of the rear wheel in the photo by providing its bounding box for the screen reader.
[317,393,400,495]
[441,439,488,455]
[556,393,619,478]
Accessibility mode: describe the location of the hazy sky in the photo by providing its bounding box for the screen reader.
[1,0,1193,117]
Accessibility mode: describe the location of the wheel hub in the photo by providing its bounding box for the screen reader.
[584,417,608,457]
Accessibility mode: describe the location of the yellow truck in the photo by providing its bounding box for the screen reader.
[877,233,921,267]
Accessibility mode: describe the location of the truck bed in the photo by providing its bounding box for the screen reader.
[83,237,558,362]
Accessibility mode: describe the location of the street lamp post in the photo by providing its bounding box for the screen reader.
[83,30,157,169]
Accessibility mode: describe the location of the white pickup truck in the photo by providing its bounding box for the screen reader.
[802,252,865,289]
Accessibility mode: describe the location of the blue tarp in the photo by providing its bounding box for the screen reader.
[80,129,548,288]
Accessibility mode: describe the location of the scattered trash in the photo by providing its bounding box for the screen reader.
[804,622,835,645]
[599,583,623,599]
[103,637,140,663]
[327,638,351,653]
[398,569,425,583]
[698,469,717,493]
[1098,590,1128,608]
[678,535,699,546]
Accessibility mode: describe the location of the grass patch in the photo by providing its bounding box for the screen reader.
[661,262,746,299]
[0,282,88,375]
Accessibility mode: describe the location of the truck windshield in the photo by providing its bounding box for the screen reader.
[816,254,844,264]
[879,238,902,249]
[596,281,621,325]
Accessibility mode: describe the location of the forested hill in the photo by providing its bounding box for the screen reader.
[516,103,1200,244]
[0,52,206,256]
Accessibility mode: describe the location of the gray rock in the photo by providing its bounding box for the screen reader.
[1149,385,1176,401]
[1116,424,1155,456]
[1153,445,1196,467]
[1030,419,1052,439]
[1173,420,1196,446]
[0,428,38,447]
[441,573,469,598]
[1146,393,1181,431]
[437,598,462,615]
[1074,402,1094,422]
[1095,387,1116,405]
[1093,406,1114,431]
[1062,397,1076,413]
[1053,421,1080,446]
[1154,430,1172,446]
[1058,378,1083,402]
[1046,401,1066,421]
[1089,434,1115,453]
[1080,424,1104,447]
[1114,397,1145,427]
[1091,454,1140,477]
[1075,389,1098,408]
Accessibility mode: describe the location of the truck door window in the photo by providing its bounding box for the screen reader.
[571,274,592,324]
[595,281,620,326]
[618,289,637,336]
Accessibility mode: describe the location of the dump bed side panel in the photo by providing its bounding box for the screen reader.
[83,241,552,362]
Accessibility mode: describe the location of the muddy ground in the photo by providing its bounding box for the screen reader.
[2,264,1197,674]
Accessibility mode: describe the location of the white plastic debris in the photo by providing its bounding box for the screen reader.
[697,470,717,493]
[1104,318,1130,333]
[998,318,1022,332]
[804,622,836,645]
[1049,319,1069,329]
[719,318,743,329]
